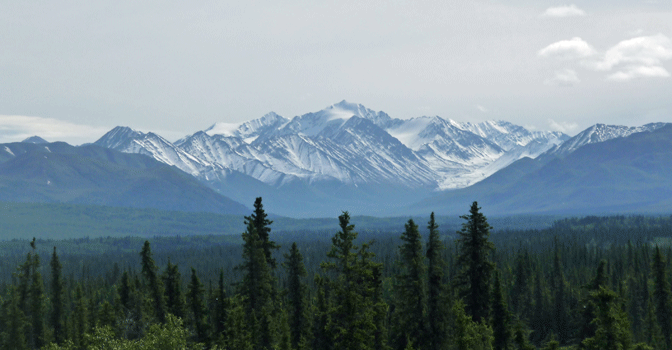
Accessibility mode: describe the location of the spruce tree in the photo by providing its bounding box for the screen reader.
[72,284,89,349]
[455,201,495,323]
[491,271,512,350]
[513,321,535,350]
[1,287,29,350]
[312,274,332,350]
[162,260,185,319]
[643,294,664,350]
[372,264,389,350]
[321,212,379,349]
[511,249,532,319]
[246,197,279,269]
[578,260,609,348]
[391,219,427,350]
[551,241,568,344]
[652,246,672,350]
[449,299,494,350]
[186,267,209,345]
[29,253,46,349]
[140,240,166,323]
[50,247,65,345]
[238,214,275,350]
[284,242,310,350]
[580,286,633,350]
[212,269,229,343]
[426,212,448,350]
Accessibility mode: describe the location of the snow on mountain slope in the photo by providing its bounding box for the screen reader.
[272,100,394,139]
[459,120,568,151]
[95,126,219,177]
[548,123,668,157]
[203,112,289,143]
[94,103,581,210]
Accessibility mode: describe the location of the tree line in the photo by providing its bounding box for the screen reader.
[1,198,672,349]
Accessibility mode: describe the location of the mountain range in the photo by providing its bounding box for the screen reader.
[2,101,670,218]
[0,141,249,215]
[413,123,672,216]
[93,101,573,216]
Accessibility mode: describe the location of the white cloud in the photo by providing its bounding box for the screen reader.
[541,5,587,18]
[548,119,579,133]
[0,115,108,144]
[587,34,672,71]
[538,38,596,60]
[607,65,671,81]
[476,105,488,113]
[544,68,580,86]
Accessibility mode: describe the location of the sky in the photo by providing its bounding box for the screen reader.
[1,0,671,144]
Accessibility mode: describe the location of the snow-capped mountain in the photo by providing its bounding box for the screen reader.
[460,120,566,151]
[93,101,579,216]
[201,111,289,143]
[546,123,668,158]
[94,126,237,184]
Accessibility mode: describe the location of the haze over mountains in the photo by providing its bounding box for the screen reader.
[2,101,670,218]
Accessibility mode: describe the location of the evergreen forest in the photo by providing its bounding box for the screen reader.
[2,198,672,350]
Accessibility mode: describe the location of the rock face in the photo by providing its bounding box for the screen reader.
[93,101,577,217]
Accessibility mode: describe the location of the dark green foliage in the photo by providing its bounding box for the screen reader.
[581,286,632,350]
[652,246,672,350]
[1,287,29,350]
[426,212,448,350]
[212,269,229,343]
[140,240,166,323]
[391,219,426,350]
[511,249,533,319]
[321,212,381,349]
[449,299,494,350]
[513,321,535,350]
[312,275,332,350]
[456,201,495,323]
[246,197,279,269]
[238,204,276,350]
[50,247,66,345]
[551,241,569,344]
[3,206,672,349]
[186,267,209,345]
[578,260,610,347]
[162,260,185,319]
[491,271,512,350]
[72,284,89,349]
[284,242,310,349]
[29,253,46,349]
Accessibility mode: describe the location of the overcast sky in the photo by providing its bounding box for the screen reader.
[1,0,672,144]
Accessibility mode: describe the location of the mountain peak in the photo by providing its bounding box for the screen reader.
[94,126,144,149]
[21,136,48,144]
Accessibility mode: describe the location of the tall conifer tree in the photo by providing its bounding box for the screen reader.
[162,260,185,319]
[29,253,46,349]
[455,201,495,323]
[652,246,672,350]
[239,214,275,350]
[187,267,209,345]
[491,271,512,350]
[246,197,279,269]
[426,212,448,350]
[212,269,229,343]
[140,241,166,323]
[321,212,379,349]
[284,242,310,349]
[391,219,426,350]
[50,247,65,345]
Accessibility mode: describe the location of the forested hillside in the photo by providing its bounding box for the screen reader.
[1,199,672,349]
